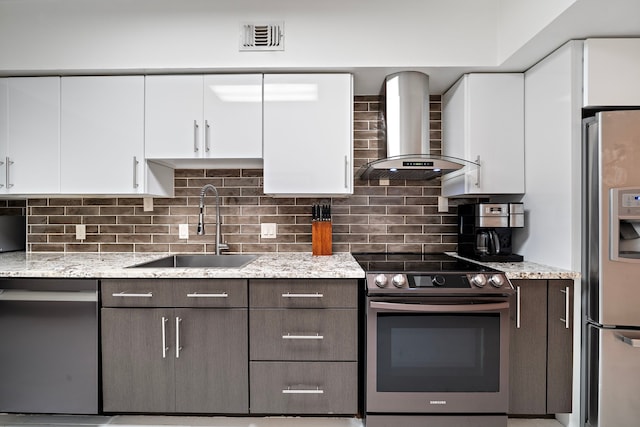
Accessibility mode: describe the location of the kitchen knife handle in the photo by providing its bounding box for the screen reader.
[132,156,139,189]
[193,120,199,152]
[560,286,570,329]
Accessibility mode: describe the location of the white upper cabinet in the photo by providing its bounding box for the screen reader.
[145,74,263,166]
[583,38,640,108]
[441,73,525,197]
[263,73,353,196]
[61,76,172,196]
[1,77,60,194]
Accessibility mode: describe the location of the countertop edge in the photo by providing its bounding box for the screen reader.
[0,252,366,280]
[446,252,581,280]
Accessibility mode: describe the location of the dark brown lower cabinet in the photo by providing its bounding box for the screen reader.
[101,279,249,414]
[248,279,359,415]
[509,279,574,415]
[102,307,248,413]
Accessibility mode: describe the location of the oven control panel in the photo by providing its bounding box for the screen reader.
[367,272,513,294]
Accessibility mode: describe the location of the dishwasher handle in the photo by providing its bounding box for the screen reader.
[0,289,97,302]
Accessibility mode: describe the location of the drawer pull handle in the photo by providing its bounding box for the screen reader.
[112,292,153,298]
[186,292,228,298]
[281,292,324,298]
[282,387,324,394]
[282,333,324,340]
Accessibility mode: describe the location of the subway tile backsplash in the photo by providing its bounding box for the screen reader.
[17,95,471,254]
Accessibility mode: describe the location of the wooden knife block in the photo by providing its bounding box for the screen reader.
[312,221,332,256]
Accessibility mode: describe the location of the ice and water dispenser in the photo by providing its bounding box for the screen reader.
[611,188,640,261]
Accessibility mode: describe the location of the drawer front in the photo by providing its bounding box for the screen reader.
[250,361,357,415]
[173,279,247,308]
[249,279,358,308]
[101,279,173,307]
[250,309,357,361]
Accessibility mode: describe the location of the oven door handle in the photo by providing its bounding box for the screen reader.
[369,301,509,313]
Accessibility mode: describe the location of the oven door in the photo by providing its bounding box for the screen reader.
[366,297,510,414]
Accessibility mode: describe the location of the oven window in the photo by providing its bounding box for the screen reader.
[376,313,501,392]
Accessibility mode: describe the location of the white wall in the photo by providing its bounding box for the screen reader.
[496,0,577,63]
[0,0,500,71]
[516,40,583,272]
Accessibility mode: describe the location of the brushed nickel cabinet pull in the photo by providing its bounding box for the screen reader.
[161,316,168,358]
[560,286,570,329]
[282,333,324,340]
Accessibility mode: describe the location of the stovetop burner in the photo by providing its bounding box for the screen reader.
[353,252,512,295]
[352,252,499,273]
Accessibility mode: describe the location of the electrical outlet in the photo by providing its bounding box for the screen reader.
[261,223,277,239]
[379,178,390,186]
[76,224,86,240]
[143,197,154,212]
[438,196,449,212]
[179,223,189,240]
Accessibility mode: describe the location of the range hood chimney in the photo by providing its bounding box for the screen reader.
[357,71,470,181]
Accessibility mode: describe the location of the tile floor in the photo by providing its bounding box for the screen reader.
[0,414,564,427]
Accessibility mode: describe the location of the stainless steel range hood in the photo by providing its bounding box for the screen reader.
[357,71,472,181]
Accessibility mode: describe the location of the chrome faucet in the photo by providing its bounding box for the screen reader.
[196,184,229,255]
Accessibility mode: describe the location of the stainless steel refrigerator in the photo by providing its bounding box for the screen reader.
[583,110,640,427]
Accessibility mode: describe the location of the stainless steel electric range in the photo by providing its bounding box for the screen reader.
[352,252,514,427]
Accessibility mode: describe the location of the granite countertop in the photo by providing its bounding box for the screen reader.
[0,252,365,279]
[447,252,581,280]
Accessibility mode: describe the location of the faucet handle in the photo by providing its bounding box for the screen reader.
[218,242,230,252]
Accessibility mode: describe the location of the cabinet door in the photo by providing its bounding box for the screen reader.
[509,279,547,415]
[101,308,175,412]
[60,76,144,194]
[174,308,248,413]
[145,75,204,159]
[442,73,524,197]
[546,280,574,413]
[203,74,262,159]
[6,77,60,194]
[263,73,353,196]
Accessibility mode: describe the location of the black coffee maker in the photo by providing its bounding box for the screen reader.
[457,203,524,262]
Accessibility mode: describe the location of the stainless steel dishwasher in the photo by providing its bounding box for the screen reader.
[0,278,98,414]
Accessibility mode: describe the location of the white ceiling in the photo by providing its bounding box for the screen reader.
[0,0,639,95]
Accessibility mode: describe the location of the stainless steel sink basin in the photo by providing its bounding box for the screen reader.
[128,254,258,269]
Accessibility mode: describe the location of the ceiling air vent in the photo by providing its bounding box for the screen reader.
[240,22,284,51]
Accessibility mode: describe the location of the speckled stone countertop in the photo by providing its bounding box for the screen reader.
[0,252,365,279]
[447,252,580,280]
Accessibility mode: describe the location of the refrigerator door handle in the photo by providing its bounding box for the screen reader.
[617,333,640,348]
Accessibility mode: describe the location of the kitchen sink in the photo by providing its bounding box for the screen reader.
[128,254,258,269]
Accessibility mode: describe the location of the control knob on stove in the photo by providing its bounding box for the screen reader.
[374,274,389,288]
[489,274,505,288]
[432,275,446,287]
[470,274,487,288]
[392,274,406,288]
